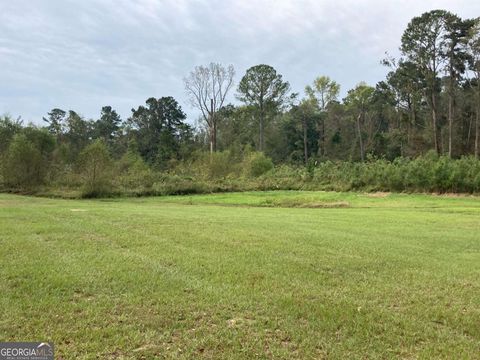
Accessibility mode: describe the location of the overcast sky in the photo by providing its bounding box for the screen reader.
[1,0,479,124]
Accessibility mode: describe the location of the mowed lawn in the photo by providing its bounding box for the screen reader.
[1,192,480,359]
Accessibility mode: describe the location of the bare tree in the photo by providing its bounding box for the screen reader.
[184,63,235,152]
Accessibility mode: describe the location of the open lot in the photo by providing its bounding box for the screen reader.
[1,191,479,359]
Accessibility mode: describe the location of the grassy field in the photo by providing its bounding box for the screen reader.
[1,191,480,359]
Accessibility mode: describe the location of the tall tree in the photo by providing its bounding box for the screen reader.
[305,76,340,156]
[184,63,235,153]
[344,83,375,161]
[401,10,452,154]
[292,99,318,164]
[467,18,480,158]
[216,104,256,152]
[128,97,190,166]
[305,76,340,111]
[237,64,290,152]
[443,14,472,157]
[384,59,425,154]
[95,106,122,145]
[65,110,91,160]
[43,108,66,142]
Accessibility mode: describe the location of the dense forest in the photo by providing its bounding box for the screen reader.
[1,10,480,196]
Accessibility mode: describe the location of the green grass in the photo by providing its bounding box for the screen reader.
[1,191,480,359]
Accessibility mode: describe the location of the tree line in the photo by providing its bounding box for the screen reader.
[1,10,480,195]
[185,10,480,163]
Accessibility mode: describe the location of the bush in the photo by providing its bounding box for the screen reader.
[1,134,45,189]
[242,152,274,177]
[173,151,240,180]
[116,150,155,192]
[77,140,113,197]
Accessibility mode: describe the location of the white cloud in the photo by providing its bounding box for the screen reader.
[0,0,479,123]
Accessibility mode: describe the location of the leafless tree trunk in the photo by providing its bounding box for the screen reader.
[476,104,479,159]
[409,98,417,152]
[259,104,265,152]
[448,97,453,157]
[356,113,365,161]
[466,114,472,151]
[447,70,456,158]
[302,115,308,164]
[184,63,235,153]
[431,92,440,155]
[209,99,217,152]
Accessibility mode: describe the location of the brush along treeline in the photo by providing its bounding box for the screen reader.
[1,132,480,197]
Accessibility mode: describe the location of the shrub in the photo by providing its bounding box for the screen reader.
[205,151,238,179]
[1,134,45,188]
[173,151,240,180]
[77,140,113,197]
[242,152,274,177]
[117,150,155,192]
